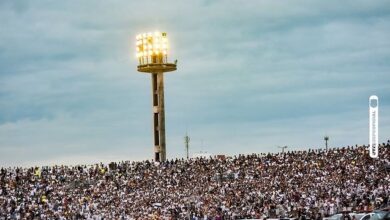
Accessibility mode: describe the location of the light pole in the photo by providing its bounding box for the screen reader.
[278,146,288,153]
[324,136,329,151]
[135,32,177,162]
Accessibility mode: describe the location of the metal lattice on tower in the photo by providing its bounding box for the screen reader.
[184,133,190,159]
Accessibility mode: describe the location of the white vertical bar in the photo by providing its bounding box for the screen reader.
[369,95,379,158]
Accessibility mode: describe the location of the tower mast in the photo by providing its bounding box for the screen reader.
[184,133,190,159]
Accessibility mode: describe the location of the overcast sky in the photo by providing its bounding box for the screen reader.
[0,0,389,167]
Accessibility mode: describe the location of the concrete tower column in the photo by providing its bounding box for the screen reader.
[152,73,166,162]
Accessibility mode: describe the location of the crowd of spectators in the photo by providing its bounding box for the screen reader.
[1,142,389,219]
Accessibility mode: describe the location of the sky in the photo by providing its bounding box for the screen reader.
[0,0,389,167]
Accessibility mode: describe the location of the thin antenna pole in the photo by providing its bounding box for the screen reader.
[184,133,190,159]
[324,136,329,151]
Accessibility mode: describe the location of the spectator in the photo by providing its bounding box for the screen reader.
[0,143,389,219]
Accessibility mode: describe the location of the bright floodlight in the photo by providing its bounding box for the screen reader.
[135,31,178,162]
[136,32,176,69]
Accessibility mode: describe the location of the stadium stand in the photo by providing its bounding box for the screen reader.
[0,142,389,219]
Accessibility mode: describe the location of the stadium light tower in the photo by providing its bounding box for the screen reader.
[135,32,177,162]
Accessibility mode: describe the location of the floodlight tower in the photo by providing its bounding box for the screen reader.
[135,32,177,162]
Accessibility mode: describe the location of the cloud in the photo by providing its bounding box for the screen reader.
[0,0,389,166]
